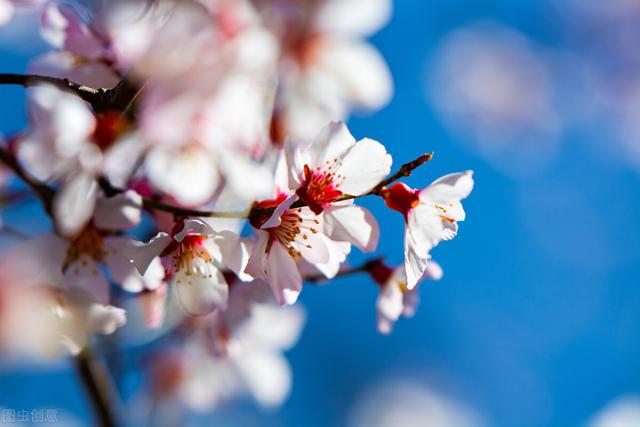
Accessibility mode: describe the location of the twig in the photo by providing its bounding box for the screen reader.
[74,348,119,427]
[0,73,142,113]
[0,73,107,108]
[97,178,249,219]
[370,152,434,195]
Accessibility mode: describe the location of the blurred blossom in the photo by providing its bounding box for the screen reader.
[255,0,393,142]
[427,23,562,177]
[348,379,484,427]
[144,280,306,412]
[588,395,640,427]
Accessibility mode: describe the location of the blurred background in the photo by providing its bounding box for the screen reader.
[2,0,640,426]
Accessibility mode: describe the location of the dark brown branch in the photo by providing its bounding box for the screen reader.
[370,152,434,195]
[0,73,107,108]
[74,348,119,427]
[0,73,142,113]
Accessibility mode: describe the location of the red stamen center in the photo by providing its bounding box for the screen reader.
[296,163,343,214]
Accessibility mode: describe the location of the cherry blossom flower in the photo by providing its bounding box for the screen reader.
[0,220,137,357]
[18,84,143,237]
[2,190,161,305]
[260,0,394,140]
[287,121,390,251]
[33,2,120,87]
[175,280,305,410]
[383,171,474,289]
[127,218,251,315]
[369,260,443,334]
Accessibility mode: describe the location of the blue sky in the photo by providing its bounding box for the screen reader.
[1,1,640,426]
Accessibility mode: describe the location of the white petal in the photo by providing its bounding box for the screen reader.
[318,40,393,111]
[237,304,306,351]
[146,146,219,206]
[403,223,432,291]
[236,351,292,408]
[31,84,96,155]
[0,1,14,26]
[103,133,146,187]
[104,237,164,292]
[139,283,168,329]
[376,281,403,334]
[54,173,98,237]
[408,204,446,253]
[423,260,444,281]
[315,0,392,36]
[210,231,253,281]
[266,242,302,306]
[324,204,379,252]
[420,171,475,205]
[296,227,331,265]
[81,303,127,335]
[261,194,298,229]
[308,121,356,166]
[336,138,392,196]
[41,3,104,59]
[245,231,269,281]
[94,190,143,231]
[125,232,172,275]
[63,257,110,304]
[402,288,420,318]
[218,151,275,202]
[310,236,350,279]
[29,51,120,88]
[174,268,228,315]
[1,234,67,288]
[174,218,216,242]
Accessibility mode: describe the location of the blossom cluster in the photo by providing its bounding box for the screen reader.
[0,0,473,414]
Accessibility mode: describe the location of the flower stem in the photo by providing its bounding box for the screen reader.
[74,347,119,427]
[369,152,434,195]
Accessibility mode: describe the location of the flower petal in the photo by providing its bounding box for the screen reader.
[63,257,110,304]
[174,267,228,315]
[266,242,302,306]
[125,232,172,275]
[174,218,216,242]
[53,173,98,237]
[104,236,164,293]
[94,190,143,231]
[261,194,298,229]
[420,171,475,205]
[324,204,379,252]
[336,137,392,196]
[376,281,403,334]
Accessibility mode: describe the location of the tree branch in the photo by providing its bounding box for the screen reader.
[370,152,434,195]
[0,73,108,108]
[0,73,142,113]
[74,348,119,427]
